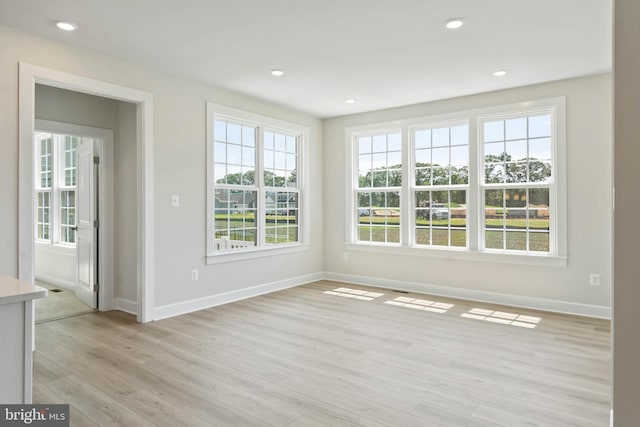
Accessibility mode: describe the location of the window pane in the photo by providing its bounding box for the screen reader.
[432,128,449,147]
[264,131,298,192]
[485,164,505,184]
[264,131,274,150]
[506,140,527,161]
[506,162,527,183]
[356,190,400,244]
[528,160,551,183]
[243,127,256,147]
[484,142,505,161]
[414,190,465,248]
[530,138,551,160]
[359,136,372,154]
[227,123,241,144]
[372,135,386,152]
[484,120,504,142]
[450,125,468,146]
[388,133,401,151]
[432,228,449,246]
[505,118,527,140]
[530,232,550,252]
[415,149,430,164]
[528,115,551,138]
[275,133,286,152]
[414,129,431,149]
[506,231,527,251]
[213,190,258,251]
[451,146,468,166]
[214,120,226,141]
[60,190,76,244]
[485,230,504,250]
[415,168,431,186]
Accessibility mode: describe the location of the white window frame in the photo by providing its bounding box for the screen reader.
[206,102,310,264]
[344,97,567,267]
[34,131,78,248]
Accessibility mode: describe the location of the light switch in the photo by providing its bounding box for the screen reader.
[171,195,180,207]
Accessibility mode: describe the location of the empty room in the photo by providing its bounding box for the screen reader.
[0,0,638,426]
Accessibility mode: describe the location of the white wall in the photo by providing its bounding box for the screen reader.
[613,0,640,424]
[323,74,612,316]
[0,25,323,316]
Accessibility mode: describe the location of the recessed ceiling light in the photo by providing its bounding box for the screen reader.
[493,69,508,77]
[56,21,77,31]
[445,18,465,30]
[270,69,284,77]
[345,99,355,104]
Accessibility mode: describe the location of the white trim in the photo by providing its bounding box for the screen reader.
[153,272,323,321]
[114,297,138,315]
[34,274,77,292]
[344,97,567,258]
[322,272,610,319]
[206,101,310,259]
[344,242,567,267]
[18,63,154,322]
[206,243,311,264]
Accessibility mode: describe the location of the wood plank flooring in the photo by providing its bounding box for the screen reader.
[33,280,611,426]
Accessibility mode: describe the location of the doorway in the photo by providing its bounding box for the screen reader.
[32,120,114,322]
[18,63,155,322]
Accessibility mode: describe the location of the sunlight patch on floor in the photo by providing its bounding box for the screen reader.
[383,296,454,313]
[323,287,385,301]
[461,308,541,328]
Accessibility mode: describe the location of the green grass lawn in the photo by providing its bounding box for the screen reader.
[485,230,549,252]
[359,216,548,230]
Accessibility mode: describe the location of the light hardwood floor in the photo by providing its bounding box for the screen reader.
[33,281,611,426]
[35,281,95,324]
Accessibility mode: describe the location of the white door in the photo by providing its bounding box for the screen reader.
[75,138,98,309]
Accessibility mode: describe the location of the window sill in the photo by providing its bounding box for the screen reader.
[206,243,311,265]
[344,242,567,267]
[35,241,76,256]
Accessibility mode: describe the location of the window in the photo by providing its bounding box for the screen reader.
[207,103,308,261]
[356,132,401,244]
[481,114,551,253]
[346,98,566,264]
[34,133,78,246]
[412,123,469,248]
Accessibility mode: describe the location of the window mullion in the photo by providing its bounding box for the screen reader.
[468,118,480,251]
[401,125,411,247]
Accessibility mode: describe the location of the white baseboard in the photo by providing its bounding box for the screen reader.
[323,272,611,319]
[152,272,323,321]
[34,274,77,291]
[114,297,137,315]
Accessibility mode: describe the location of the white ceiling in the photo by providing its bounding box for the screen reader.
[0,0,612,118]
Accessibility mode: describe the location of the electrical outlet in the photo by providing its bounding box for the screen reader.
[589,273,600,286]
[343,252,349,262]
[191,269,199,280]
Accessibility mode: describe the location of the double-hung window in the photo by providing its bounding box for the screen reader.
[356,131,402,244]
[34,132,78,246]
[207,102,308,261]
[480,112,552,253]
[412,122,469,248]
[347,98,566,264]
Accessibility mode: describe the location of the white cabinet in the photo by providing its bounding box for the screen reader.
[0,275,46,403]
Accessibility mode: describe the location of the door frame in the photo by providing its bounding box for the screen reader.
[34,120,114,311]
[19,63,154,322]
